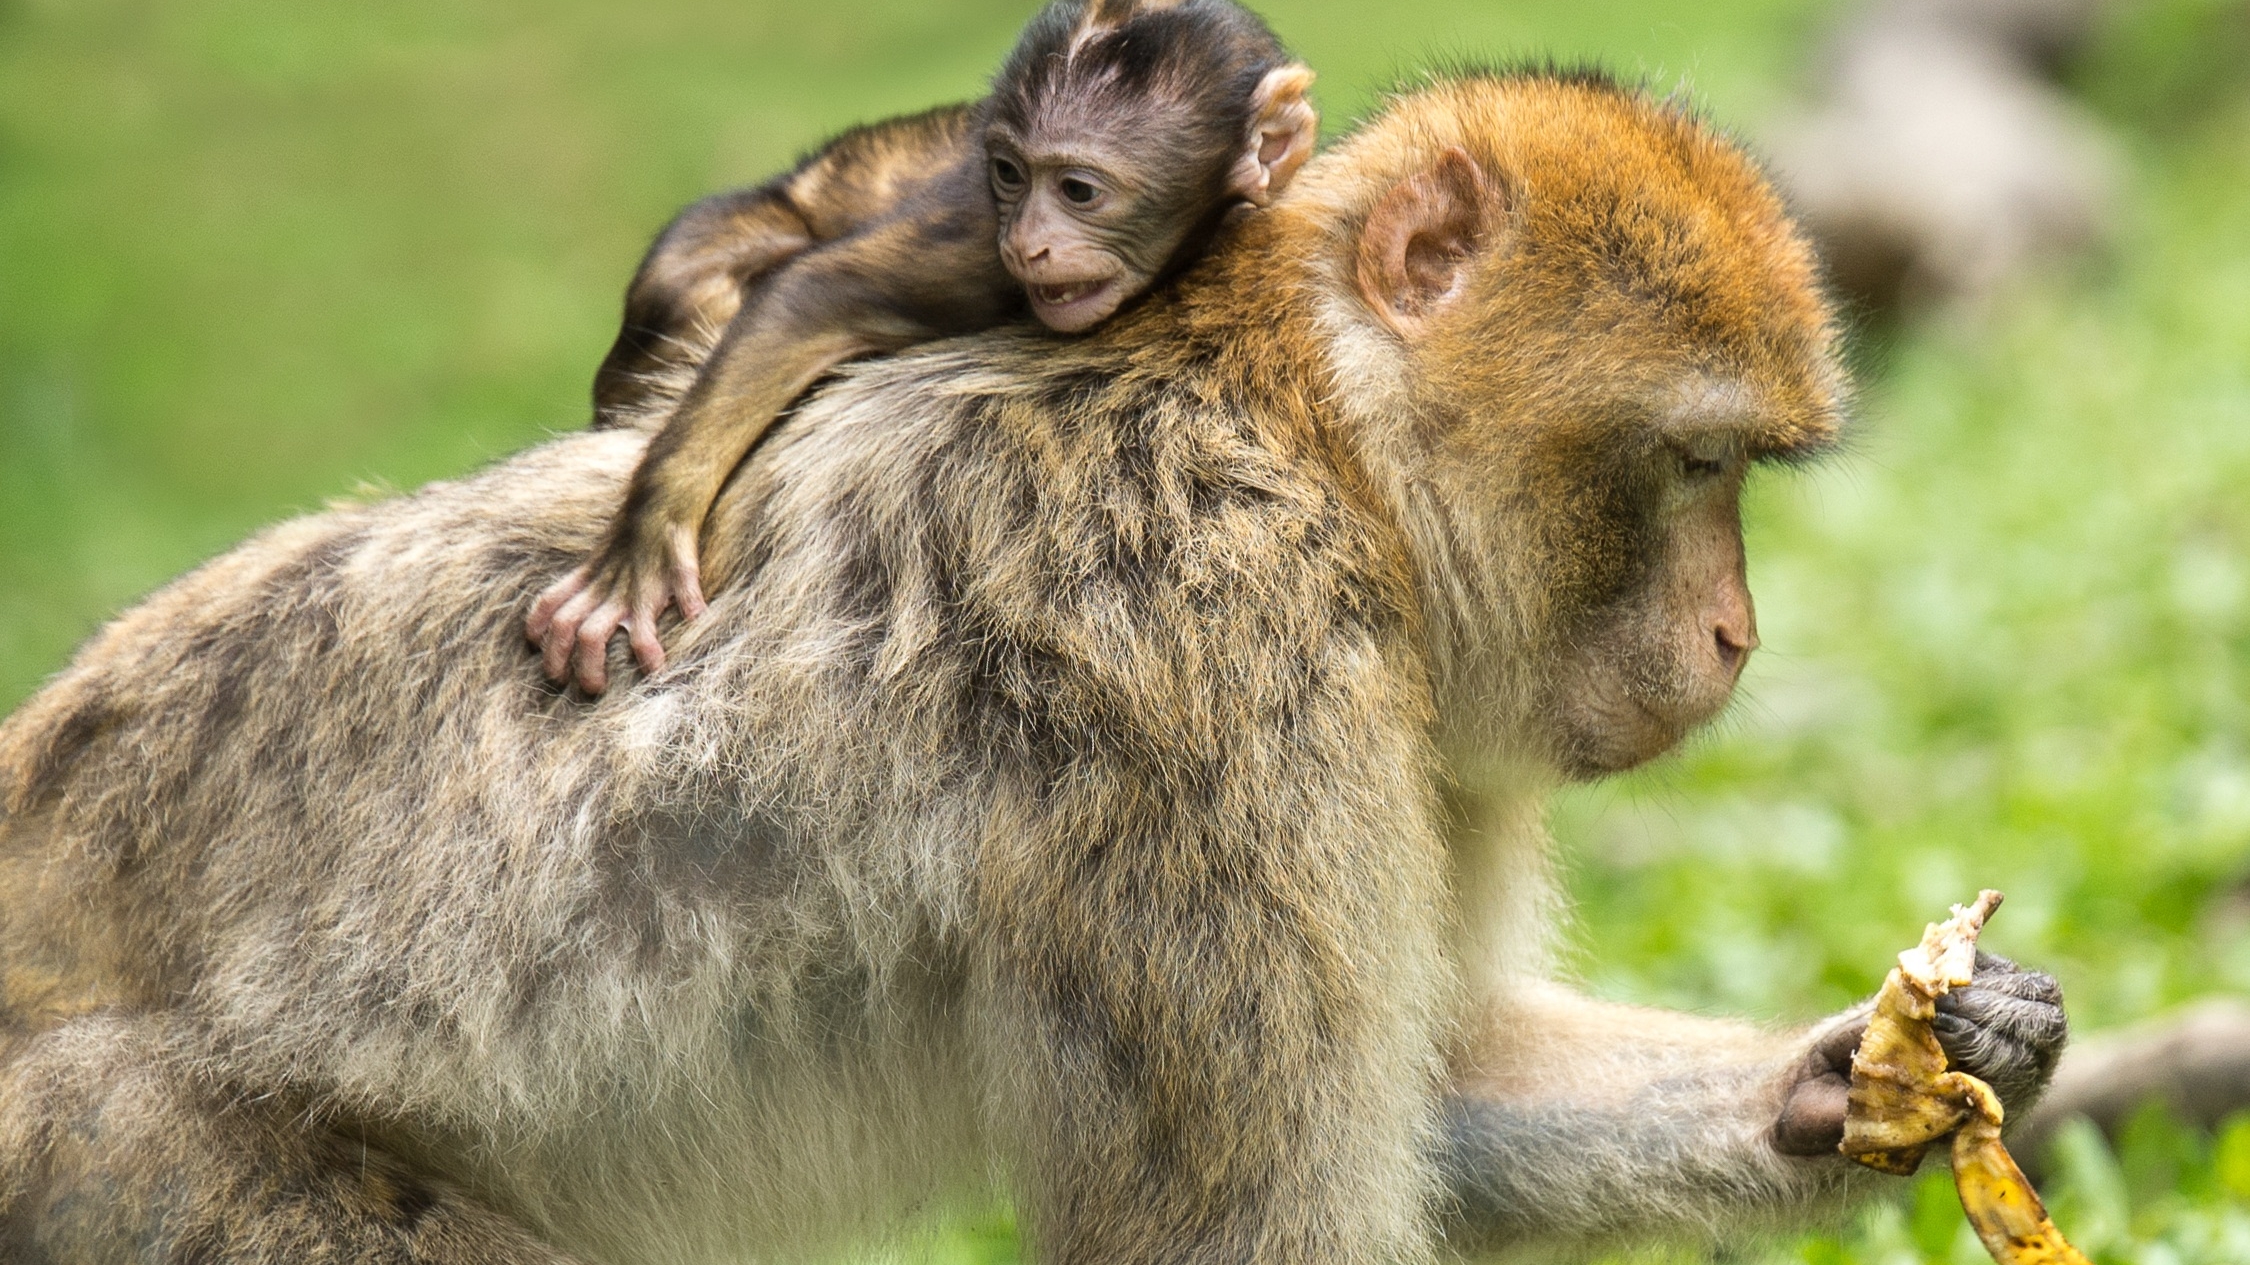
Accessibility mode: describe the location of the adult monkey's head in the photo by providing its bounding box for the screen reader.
[1275,73,1843,777]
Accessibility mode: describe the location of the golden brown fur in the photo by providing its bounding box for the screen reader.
[0,74,2064,1264]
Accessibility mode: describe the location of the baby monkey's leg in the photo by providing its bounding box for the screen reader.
[589,105,982,434]
[590,186,816,431]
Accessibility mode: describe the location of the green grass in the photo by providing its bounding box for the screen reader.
[5,0,2250,1261]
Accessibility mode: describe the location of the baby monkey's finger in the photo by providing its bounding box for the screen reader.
[627,617,667,678]
[627,589,669,678]
[668,527,708,623]
[572,599,630,695]
[527,566,591,644]
[543,587,602,683]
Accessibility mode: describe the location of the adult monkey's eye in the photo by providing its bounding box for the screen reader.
[1059,177,1099,205]
[991,157,1026,192]
[1679,452,1726,479]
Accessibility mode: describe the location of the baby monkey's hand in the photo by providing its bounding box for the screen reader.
[527,515,706,695]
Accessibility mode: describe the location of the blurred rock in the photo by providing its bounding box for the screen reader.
[1875,0,2110,71]
[2015,998,2250,1176]
[1766,0,2123,316]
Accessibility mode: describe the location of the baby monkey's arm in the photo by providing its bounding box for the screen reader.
[532,108,1006,693]
[532,175,1017,694]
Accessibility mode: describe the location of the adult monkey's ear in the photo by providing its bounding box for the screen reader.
[1355,146,1508,337]
[1229,64,1318,206]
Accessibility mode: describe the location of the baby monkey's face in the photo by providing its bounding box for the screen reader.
[986,65,1316,333]
[987,131,1186,332]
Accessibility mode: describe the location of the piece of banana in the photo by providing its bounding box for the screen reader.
[1839,890,2088,1265]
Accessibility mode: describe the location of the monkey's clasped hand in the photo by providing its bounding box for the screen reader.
[1841,892,2087,1265]
[525,516,705,694]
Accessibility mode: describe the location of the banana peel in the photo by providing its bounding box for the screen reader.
[1839,890,2088,1265]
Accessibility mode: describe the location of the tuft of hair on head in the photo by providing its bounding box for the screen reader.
[992,0,1297,162]
[1295,66,1847,456]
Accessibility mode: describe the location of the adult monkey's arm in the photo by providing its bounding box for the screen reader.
[1439,984,1877,1253]
[1436,963,2064,1256]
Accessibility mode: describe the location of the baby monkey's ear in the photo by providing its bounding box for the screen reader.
[1229,64,1318,206]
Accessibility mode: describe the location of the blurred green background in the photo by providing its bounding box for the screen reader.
[6,0,2250,1261]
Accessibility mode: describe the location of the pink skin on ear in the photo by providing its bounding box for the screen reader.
[1354,146,1505,336]
[1228,65,1319,205]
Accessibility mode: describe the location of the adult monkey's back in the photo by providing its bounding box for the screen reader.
[0,75,2065,1264]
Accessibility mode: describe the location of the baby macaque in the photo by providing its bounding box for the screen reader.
[529,0,1318,693]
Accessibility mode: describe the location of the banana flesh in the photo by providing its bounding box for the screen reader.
[1839,890,2088,1265]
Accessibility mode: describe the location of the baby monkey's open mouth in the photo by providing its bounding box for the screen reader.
[1035,281,1105,305]
[1027,276,1125,332]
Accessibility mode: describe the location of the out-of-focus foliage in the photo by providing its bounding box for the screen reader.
[1790,1109,2250,1265]
[5,0,2250,1262]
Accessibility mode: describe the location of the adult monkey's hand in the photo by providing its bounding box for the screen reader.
[1842,892,2090,1265]
[1773,909,2064,1159]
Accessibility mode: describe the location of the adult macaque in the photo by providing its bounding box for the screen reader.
[0,74,2063,1263]
[531,0,1319,694]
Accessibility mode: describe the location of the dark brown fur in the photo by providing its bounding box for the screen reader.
[0,74,2062,1263]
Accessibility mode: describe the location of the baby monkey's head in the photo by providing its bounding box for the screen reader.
[987,0,1317,331]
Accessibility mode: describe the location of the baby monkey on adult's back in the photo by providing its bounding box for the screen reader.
[529,0,1318,692]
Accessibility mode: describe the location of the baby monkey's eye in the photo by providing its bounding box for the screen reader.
[991,157,1026,193]
[1678,452,1727,479]
[1058,177,1100,206]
